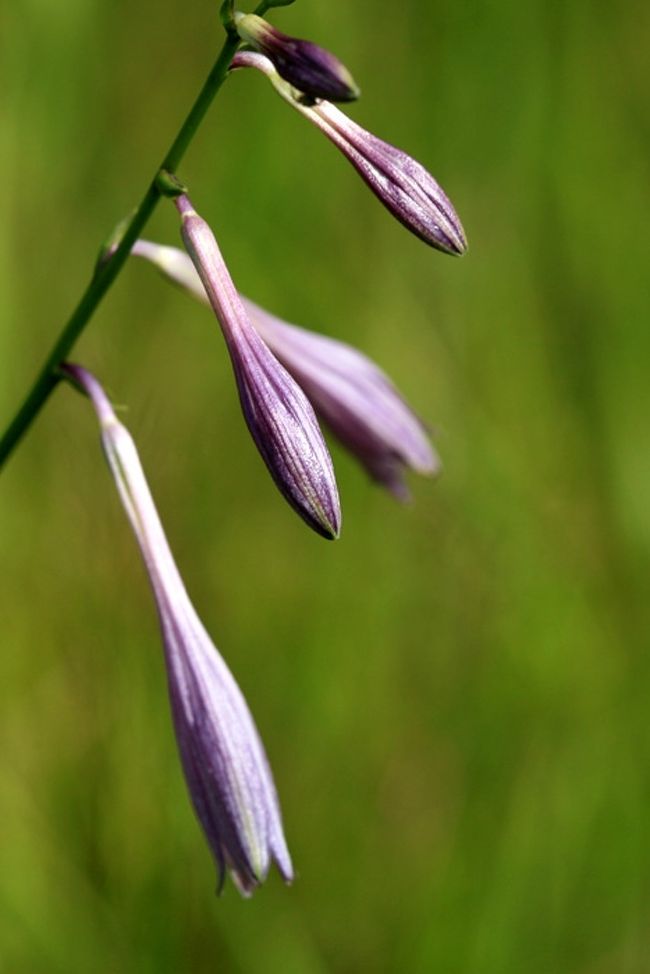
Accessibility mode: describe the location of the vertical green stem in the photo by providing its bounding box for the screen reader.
[0,31,240,470]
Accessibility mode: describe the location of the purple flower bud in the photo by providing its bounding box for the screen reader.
[174,195,341,540]
[242,299,440,500]
[61,363,293,897]
[131,240,440,500]
[231,51,467,256]
[234,13,360,104]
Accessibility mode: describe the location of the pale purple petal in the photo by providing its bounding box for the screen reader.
[61,363,293,896]
[129,241,440,499]
[242,299,441,498]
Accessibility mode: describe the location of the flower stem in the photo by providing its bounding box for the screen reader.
[0,31,240,470]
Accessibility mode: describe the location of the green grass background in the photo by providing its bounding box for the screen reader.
[1,1,649,971]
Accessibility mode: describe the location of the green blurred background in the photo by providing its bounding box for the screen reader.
[2,0,649,971]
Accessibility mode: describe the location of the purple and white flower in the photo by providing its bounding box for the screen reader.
[62,363,293,896]
[131,239,440,499]
[234,12,360,104]
[230,50,467,256]
[175,194,341,540]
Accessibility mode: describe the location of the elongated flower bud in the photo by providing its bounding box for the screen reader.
[231,51,466,256]
[242,299,440,500]
[174,196,340,540]
[234,12,359,103]
[61,363,293,896]
[131,240,439,499]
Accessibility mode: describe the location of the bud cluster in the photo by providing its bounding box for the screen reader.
[58,4,468,898]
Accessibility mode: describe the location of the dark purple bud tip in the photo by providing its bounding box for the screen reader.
[235,13,360,103]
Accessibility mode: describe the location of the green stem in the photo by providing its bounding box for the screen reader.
[0,31,240,470]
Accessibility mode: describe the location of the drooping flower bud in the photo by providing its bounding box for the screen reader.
[61,363,293,897]
[231,51,467,256]
[174,195,341,540]
[234,12,360,103]
[242,299,440,500]
[131,240,440,499]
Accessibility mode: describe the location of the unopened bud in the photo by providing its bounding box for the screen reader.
[131,239,441,500]
[232,51,466,256]
[234,13,360,103]
[175,196,341,540]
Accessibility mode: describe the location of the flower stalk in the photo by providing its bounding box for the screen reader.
[0,31,241,471]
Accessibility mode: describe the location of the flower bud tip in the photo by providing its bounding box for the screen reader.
[235,14,360,104]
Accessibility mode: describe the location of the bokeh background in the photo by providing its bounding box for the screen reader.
[2,1,649,971]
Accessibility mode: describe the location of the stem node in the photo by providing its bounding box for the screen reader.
[156,170,188,199]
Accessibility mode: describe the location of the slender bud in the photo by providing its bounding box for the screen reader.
[131,240,440,499]
[174,195,341,540]
[243,299,440,500]
[61,363,293,897]
[234,13,360,103]
[231,51,466,256]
